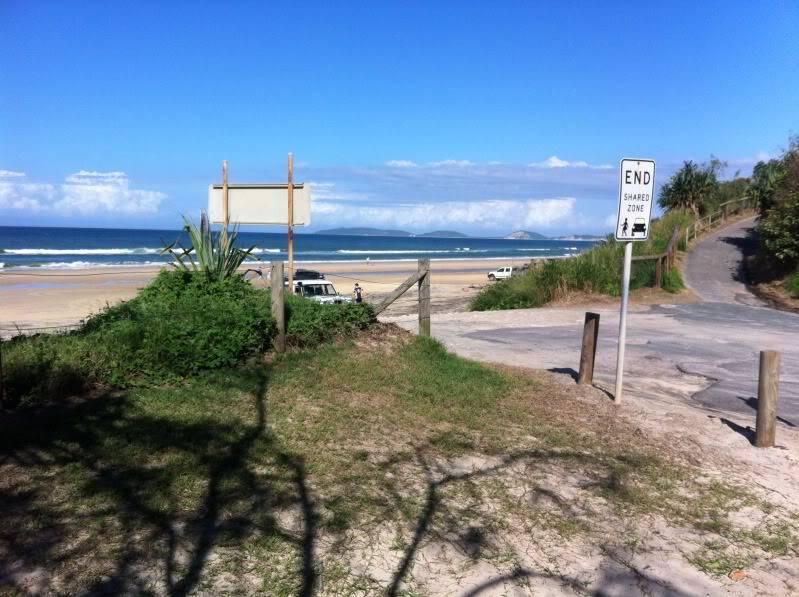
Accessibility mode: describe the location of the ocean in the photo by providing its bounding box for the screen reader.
[0,226,600,269]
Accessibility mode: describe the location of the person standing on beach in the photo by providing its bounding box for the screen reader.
[353,283,363,303]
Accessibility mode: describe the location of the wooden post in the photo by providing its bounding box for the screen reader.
[287,153,295,291]
[418,258,430,337]
[222,160,230,235]
[655,256,663,288]
[271,261,286,353]
[755,350,780,447]
[578,312,600,385]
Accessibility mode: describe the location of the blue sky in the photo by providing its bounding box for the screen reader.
[1,0,797,235]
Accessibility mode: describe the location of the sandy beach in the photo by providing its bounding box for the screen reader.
[0,258,524,334]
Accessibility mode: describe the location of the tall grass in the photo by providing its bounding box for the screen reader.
[470,211,693,311]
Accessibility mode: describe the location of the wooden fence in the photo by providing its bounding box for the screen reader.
[685,196,757,246]
[630,196,757,289]
[373,258,431,336]
[630,226,681,288]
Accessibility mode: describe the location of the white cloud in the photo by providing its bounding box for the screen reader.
[385,160,418,168]
[0,170,165,215]
[307,181,368,202]
[529,156,612,169]
[0,171,54,211]
[312,197,575,232]
[603,213,618,228]
[428,159,474,167]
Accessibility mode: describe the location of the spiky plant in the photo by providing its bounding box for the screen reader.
[162,212,257,281]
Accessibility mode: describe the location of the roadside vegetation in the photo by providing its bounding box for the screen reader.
[751,139,799,295]
[471,154,757,311]
[2,329,796,594]
[471,211,691,310]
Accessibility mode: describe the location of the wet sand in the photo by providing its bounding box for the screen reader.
[0,259,524,333]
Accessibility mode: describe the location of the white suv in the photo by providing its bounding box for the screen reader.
[487,266,519,281]
[292,280,352,304]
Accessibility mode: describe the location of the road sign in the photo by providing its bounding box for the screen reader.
[613,157,655,404]
[615,158,655,241]
[208,183,311,226]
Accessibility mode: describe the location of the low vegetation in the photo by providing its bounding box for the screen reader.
[2,270,373,406]
[471,211,692,310]
[787,271,799,299]
[739,137,799,301]
[1,330,795,594]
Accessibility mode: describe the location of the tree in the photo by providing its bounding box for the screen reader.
[748,159,785,213]
[755,137,799,268]
[658,160,722,217]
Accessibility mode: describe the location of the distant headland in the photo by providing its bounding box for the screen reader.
[314,227,604,240]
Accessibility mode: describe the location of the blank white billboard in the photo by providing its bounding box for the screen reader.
[208,183,311,226]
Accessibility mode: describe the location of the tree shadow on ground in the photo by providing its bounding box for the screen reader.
[2,374,709,596]
[0,367,318,596]
[718,230,760,285]
[379,445,698,596]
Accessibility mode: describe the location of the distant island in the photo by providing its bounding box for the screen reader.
[503,230,547,240]
[418,230,469,238]
[316,227,468,238]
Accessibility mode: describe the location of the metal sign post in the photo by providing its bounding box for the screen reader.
[613,158,655,403]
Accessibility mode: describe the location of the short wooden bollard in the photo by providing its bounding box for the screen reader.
[271,261,286,353]
[578,312,600,385]
[755,350,780,447]
[418,258,431,337]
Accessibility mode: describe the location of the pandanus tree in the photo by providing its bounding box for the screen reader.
[162,212,257,281]
[658,159,722,217]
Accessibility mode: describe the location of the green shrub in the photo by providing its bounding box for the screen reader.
[470,211,692,311]
[2,270,375,405]
[285,296,375,346]
[786,271,799,299]
[758,195,799,266]
[82,270,275,383]
[2,334,91,406]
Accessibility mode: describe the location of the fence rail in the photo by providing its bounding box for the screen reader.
[685,196,757,246]
[629,225,680,288]
[372,258,430,336]
[630,196,757,290]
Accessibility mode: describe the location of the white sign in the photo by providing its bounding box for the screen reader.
[208,183,311,226]
[615,159,655,241]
